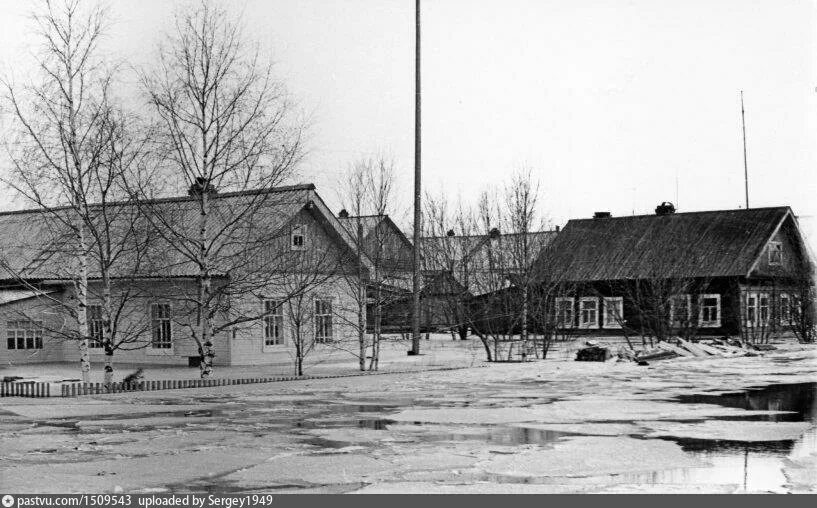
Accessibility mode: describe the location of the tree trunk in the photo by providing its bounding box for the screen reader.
[102,270,114,387]
[371,281,383,371]
[476,333,493,362]
[198,191,215,378]
[76,223,90,383]
[521,285,529,348]
[358,292,366,371]
[357,222,366,371]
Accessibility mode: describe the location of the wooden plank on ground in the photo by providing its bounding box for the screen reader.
[692,342,724,356]
[677,338,710,357]
[657,342,694,357]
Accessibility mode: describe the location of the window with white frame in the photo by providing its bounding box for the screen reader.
[290,225,306,251]
[768,242,783,265]
[315,299,333,343]
[150,303,173,349]
[263,299,284,346]
[746,294,758,326]
[759,293,770,325]
[579,297,599,329]
[669,294,692,328]
[87,305,104,348]
[602,297,623,329]
[6,320,43,350]
[554,297,574,328]
[780,293,791,324]
[699,294,721,328]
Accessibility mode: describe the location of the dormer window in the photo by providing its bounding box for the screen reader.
[291,225,306,251]
[768,241,782,265]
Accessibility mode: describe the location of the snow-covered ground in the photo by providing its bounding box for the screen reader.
[1,339,815,494]
[0,334,497,383]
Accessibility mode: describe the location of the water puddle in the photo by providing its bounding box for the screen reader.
[653,382,817,492]
[675,382,815,422]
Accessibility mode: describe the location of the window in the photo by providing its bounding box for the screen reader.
[759,293,770,325]
[768,242,783,265]
[87,305,104,348]
[780,294,791,324]
[150,303,173,349]
[746,294,757,326]
[315,299,333,343]
[554,297,574,328]
[669,294,692,328]
[291,225,306,251]
[263,299,284,346]
[579,297,599,329]
[6,321,43,350]
[603,297,623,329]
[699,294,721,328]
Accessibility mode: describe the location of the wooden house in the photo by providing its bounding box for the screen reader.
[530,204,814,341]
[0,184,372,366]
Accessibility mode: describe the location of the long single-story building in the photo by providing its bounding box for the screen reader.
[526,204,814,341]
[0,184,373,366]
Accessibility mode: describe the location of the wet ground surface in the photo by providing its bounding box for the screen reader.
[1,345,815,493]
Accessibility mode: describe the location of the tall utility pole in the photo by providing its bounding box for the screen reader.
[410,0,422,355]
[741,90,749,209]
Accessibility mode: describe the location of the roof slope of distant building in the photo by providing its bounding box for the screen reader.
[336,214,414,271]
[421,231,558,272]
[0,184,364,281]
[535,206,795,282]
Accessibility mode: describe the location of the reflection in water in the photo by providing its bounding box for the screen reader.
[663,382,817,492]
[676,382,816,422]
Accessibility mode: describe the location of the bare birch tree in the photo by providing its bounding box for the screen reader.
[1,0,125,382]
[136,0,304,377]
[335,155,405,370]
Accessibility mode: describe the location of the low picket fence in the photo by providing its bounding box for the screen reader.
[1,381,52,398]
[59,376,299,397]
[0,364,479,399]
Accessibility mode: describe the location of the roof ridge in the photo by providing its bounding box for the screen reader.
[0,183,316,217]
[567,206,791,223]
[337,214,386,219]
[422,230,558,240]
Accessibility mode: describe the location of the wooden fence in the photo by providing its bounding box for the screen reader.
[1,381,51,398]
[58,376,301,397]
[0,365,477,398]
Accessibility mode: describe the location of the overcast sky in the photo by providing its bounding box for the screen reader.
[0,0,815,240]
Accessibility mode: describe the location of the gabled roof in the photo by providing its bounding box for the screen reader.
[534,206,796,282]
[0,184,369,281]
[336,215,384,240]
[336,214,413,270]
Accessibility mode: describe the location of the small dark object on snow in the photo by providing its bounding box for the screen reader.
[750,344,777,351]
[2,376,24,382]
[637,360,650,366]
[576,346,611,362]
[122,368,144,385]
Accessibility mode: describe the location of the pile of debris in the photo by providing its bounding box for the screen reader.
[575,345,613,362]
[575,338,777,364]
[631,337,776,364]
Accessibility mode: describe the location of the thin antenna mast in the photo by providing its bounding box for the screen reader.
[741,90,749,209]
[675,170,679,210]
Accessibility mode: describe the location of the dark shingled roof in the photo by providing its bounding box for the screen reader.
[535,206,793,282]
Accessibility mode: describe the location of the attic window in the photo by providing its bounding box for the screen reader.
[291,225,306,251]
[768,242,782,265]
